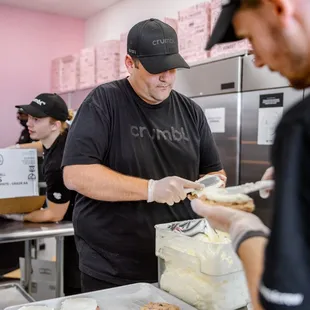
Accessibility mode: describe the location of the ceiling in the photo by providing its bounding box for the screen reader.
[0,0,122,19]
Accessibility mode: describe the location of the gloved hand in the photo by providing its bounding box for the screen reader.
[260,167,274,199]
[191,199,270,253]
[148,177,204,206]
[0,214,25,221]
[213,173,227,187]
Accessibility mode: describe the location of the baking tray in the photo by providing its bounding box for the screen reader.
[0,283,35,309]
[5,282,196,310]
[5,283,196,310]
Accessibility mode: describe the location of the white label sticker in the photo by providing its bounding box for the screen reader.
[257,93,284,145]
[204,108,225,133]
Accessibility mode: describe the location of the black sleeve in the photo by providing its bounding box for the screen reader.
[45,169,71,204]
[197,107,223,174]
[62,87,111,167]
[260,123,308,309]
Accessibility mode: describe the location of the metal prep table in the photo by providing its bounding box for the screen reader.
[0,219,74,298]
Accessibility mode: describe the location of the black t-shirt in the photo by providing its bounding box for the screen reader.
[62,78,222,284]
[260,95,310,309]
[43,130,76,221]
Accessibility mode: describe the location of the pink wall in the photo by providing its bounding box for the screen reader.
[0,4,85,147]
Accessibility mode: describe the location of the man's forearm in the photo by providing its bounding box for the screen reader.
[238,237,267,310]
[64,164,149,202]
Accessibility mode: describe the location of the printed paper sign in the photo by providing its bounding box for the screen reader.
[204,108,225,133]
[257,93,284,145]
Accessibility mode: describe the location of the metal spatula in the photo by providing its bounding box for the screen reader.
[224,180,274,195]
[185,175,224,194]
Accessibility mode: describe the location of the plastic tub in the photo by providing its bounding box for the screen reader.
[155,219,250,310]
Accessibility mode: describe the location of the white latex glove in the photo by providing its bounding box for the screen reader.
[260,167,274,199]
[191,199,270,252]
[212,173,227,187]
[0,214,25,221]
[148,177,204,206]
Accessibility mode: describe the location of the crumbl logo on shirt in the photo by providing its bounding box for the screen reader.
[53,192,62,200]
[33,98,46,106]
[260,283,304,306]
[130,126,190,142]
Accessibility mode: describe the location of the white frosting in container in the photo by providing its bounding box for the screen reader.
[19,307,54,310]
[60,298,98,310]
[196,188,251,203]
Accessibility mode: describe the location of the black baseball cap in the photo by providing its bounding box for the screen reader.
[127,18,190,74]
[16,93,68,122]
[206,0,241,50]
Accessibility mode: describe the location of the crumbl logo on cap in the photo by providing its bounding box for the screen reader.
[33,98,46,106]
[53,192,62,200]
[152,38,176,46]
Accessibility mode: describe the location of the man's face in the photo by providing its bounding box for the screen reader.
[27,115,55,140]
[127,57,177,104]
[233,1,310,89]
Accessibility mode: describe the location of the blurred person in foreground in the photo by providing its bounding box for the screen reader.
[191,0,310,309]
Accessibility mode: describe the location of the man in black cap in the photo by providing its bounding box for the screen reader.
[62,18,226,291]
[191,1,310,309]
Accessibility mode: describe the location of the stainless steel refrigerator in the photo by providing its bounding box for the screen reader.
[174,54,305,227]
[174,57,242,187]
[240,55,304,226]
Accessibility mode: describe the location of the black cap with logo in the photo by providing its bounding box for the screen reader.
[206,0,241,50]
[16,93,69,122]
[127,18,190,74]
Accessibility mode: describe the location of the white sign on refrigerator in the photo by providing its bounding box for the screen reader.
[204,108,226,133]
[257,93,284,145]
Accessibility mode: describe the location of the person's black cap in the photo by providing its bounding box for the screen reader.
[206,0,241,50]
[127,18,190,74]
[16,93,68,122]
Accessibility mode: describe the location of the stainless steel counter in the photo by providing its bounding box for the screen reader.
[0,219,74,299]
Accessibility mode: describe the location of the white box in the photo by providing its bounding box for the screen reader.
[20,258,58,301]
[155,219,250,310]
[30,281,56,301]
[0,149,39,199]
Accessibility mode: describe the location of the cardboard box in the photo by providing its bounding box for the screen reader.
[0,196,46,215]
[51,58,61,93]
[164,17,178,33]
[59,54,79,93]
[96,40,120,84]
[20,257,56,283]
[78,47,96,90]
[119,32,129,79]
[178,2,210,64]
[20,258,58,300]
[0,149,39,199]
